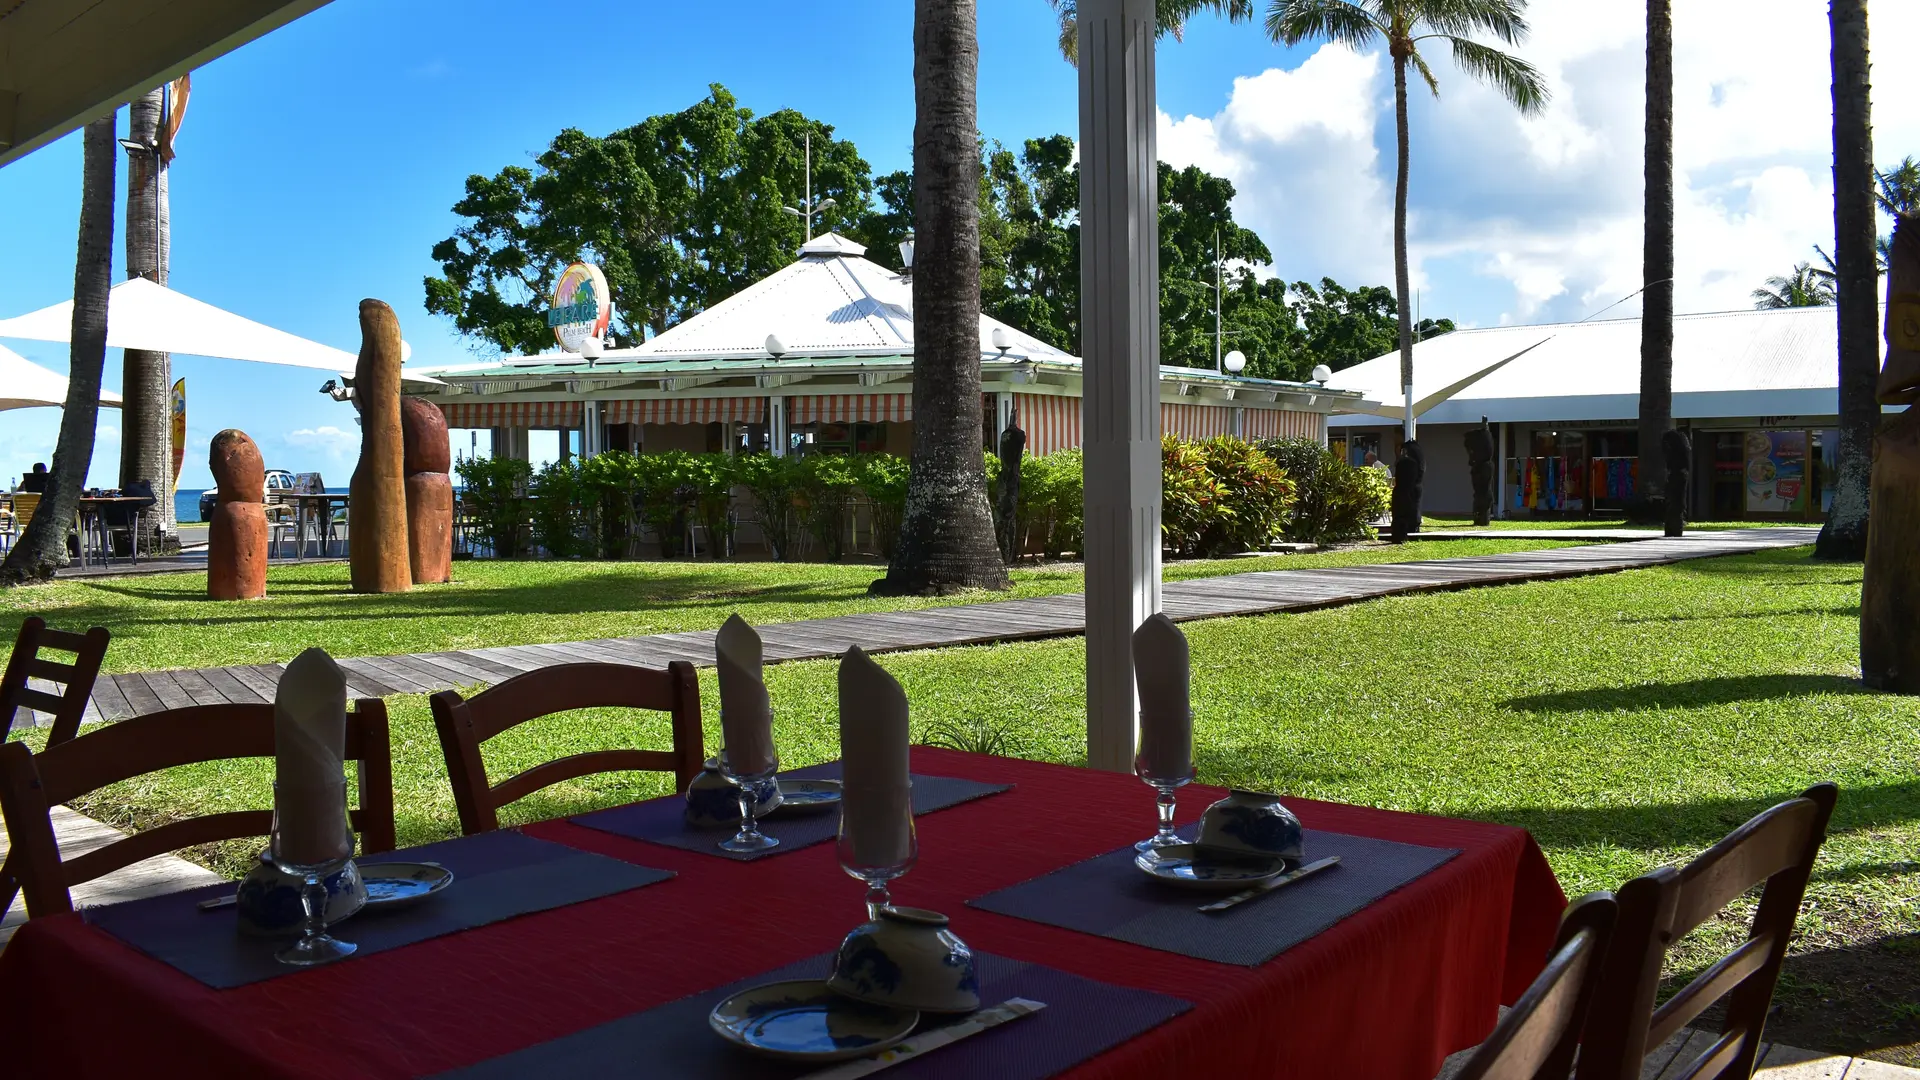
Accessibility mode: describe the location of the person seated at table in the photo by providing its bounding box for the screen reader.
[19,462,49,493]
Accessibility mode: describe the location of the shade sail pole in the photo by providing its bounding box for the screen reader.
[1078,0,1162,773]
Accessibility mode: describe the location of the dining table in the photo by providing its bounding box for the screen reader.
[74,494,154,568]
[282,492,351,559]
[0,747,1565,1078]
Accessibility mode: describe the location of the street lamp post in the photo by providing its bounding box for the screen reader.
[781,130,837,238]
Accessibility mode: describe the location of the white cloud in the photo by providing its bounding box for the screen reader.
[284,425,358,459]
[1156,0,1920,326]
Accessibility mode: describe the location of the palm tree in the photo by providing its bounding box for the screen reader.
[873,0,1010,595]
[1046,0,1253,62]
[1638,0,1674,523]
[120,86,177,554]
[1751,263,1837,309]
[1876,156,1919,217]
[2,117,118,585]
[1265,1,1548,459]
[1816,0,1875,561]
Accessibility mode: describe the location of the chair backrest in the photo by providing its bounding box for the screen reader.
[0,700,397,918]
[1,616,111,745]
[1454,892,1618,1080]
[430,660,704,835]
[11,492,39,531]
[1575,783,1838,1080]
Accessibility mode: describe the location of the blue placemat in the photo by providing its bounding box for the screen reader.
[968,826,1459,967]
[83,830,674,989]
[435,951,1190,1079]
[570,762,1011,861]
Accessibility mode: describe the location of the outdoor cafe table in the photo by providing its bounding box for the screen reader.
[283,491,351,559]
[0,748,1564,1078]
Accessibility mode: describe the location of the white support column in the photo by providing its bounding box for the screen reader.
[583,401,601,458]
[769,396,788,457]
[1496,421,1509,518]
[1079,0,1162,774]
[996,391,1014,436]
[1232,407,1244,440]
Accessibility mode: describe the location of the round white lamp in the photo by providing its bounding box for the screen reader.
[766,333,787,358]
[991,327,1012,354]
[1311,364,1333,384]
[1223,349,1246,375]
[581,336,603,361]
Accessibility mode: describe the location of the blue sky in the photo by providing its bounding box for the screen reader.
[1,0,1913,490]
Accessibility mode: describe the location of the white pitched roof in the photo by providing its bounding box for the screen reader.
[1328,306,1850,426]
[631,233,1076,363]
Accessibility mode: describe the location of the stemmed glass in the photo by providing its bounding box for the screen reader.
[1133,754,1194,856]
[837,784,917,919]
[718,747,781,853]
[269,780,357,966]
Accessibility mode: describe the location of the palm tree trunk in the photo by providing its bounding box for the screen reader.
[2,117,117,585]
[121,87,178,552]
[874,0,1009,595]
[1391,53,1414,440]
[1636,0,1675,523]
[1816,0,1876,560]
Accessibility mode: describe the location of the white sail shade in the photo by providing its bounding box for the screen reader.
[0,343,123,413]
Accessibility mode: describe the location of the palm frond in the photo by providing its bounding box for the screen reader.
[1264,0,1383,49]
[1437,34,1549,114]
[1052,0,1257,65]
[1876,156,1920,218]
[1409,49,1440,96]
[1049,0,1080,63]
[1418,0,1530,46]
[920,717,1021,758]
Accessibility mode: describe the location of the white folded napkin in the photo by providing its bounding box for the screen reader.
[716,614,776,776]
[1131,613,1193,780]
[272,648,352,865]
[838,647,914,867]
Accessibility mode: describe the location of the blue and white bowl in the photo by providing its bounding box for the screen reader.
[235,852,367,937]
[1196,789,1305,862]
[684,760,783,828]
[827,906,979,1014]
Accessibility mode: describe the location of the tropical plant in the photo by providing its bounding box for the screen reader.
[1816,0,1876,561]
[798,453,861,562]
[736,454,804,561]
[455,454,534,558]
[1750,263,1836,310]
[855,454,912,559]
[682,453,739,558]
[920,716,1021,757]
[874,0,1010,595]
[120,86,177,551]
[1636,0,1674,522]
[630,451,698,559]
[579,449,643,558]
[3,117,117,584]
[528,459,591,558]
[1160,437,1295,558]
[1262,437,1387,542]
[1266,0,1548,448]
[1045,0,1253,63]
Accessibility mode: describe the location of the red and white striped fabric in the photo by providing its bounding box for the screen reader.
[1011,394,1081,455]
[1241,408,1325,442]
[439,400,584,429]
[600,398,765,425]
[1160,402,1237,442]
[788,394,912,425]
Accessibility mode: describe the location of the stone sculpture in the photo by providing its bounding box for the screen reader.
[1465,418,1495,526]
[401,396,453,585]
[207,430,267,600]
[1863,213,1920,693]
[349,300,412,594]
[1661,429,1691,538]
[997,407,1026,564]
[1390,439,1425,542]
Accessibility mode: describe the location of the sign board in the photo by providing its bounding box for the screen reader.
[546,262,612,353]
[1745,430,1808,513]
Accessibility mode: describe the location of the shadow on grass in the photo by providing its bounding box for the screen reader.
[1617,605,1860,624]
[1502,674,1866,713]
[1689,933,1920,1060]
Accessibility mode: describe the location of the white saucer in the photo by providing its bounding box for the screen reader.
[1134,843,1289,892]
[770,779,843,815]
[709,980,919,1062]
[358,862,454,908]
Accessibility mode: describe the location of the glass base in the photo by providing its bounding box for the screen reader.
[275,933,357,966]
[720,831,780,853]
[1133,834,1183,855]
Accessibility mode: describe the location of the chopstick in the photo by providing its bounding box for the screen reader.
[798,998,1046,1079]
[1197,856,1341,913]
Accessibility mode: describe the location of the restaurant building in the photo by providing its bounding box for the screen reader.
[1325,306,1899,520]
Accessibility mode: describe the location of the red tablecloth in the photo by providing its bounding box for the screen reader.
[0,748,1563,1078]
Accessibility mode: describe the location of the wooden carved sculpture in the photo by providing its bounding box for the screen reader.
[1390,440,1425,542]
[997,407,1026,564]
[1863,213,1920,692]
[401,396,453,585]
[1465,418,1495,526]
[1662,428,1691,538]
[207,430,267,600]
[349,300,412,594]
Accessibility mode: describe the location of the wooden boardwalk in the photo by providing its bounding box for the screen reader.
[41,527,1816,725]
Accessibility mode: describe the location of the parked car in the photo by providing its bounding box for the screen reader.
[199,469,296,521]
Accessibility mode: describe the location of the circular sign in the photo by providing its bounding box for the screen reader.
[548,262,612,353]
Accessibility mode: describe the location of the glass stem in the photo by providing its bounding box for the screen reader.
[734,786,761,846]
[865,883,891,921]
[300,873,326,954]
[1156,786,1178,844]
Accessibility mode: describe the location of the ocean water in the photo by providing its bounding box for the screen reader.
[174,488,350,524]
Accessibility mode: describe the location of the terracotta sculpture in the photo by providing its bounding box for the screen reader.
[1465,418,1495,526]
[206,430,267,600]
[401,396,453,584]
[996,407,1025,564]
[349,300,412,594]
[1863,213,1920,692]
[1390,440,1424,542]
[1661,429,1691,538]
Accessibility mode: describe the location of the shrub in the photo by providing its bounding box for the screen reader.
[528,459,590,558]
[736,454,803,561]
[580,450,645,558]
[797,453,860,561]
[1033,449,1084,557]
[856,454,911,558]
[633,451,697,559]
[1259,437,1388,543]
[1160,437,1295,558]
[454,455,532,558]
[682,453,739,558]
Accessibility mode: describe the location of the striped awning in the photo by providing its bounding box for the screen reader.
[438,400,583,429]
[1160,402,1238,442]
[1012,393,1080,456]
[789,393,912,425]
[601,397,765,425]
[1242,408,1325,442]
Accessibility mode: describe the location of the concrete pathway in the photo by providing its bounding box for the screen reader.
[1434,1019,1919,1078]
[0,805,221,948]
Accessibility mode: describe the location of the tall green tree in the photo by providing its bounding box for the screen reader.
[425,85,874,354]
[1637,0,1674,522]
[875,0,1009,595]
[1816,0,1876,561]
[3,117,117,585]
[1266,0,1548,442]
[1751,264,1837,309]
[1045,0,1253,62]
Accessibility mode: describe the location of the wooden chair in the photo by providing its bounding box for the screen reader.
[430,661,704,836]
[1575,783,1839,1080]
[1452,892,1618,1080]
[1,616,110,745]
[0,700,397,919]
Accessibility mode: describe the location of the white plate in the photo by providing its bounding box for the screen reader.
[1134,844,1289,892]
[709,980,919,1063]
[770,779,843,815]
[359,862,454,908]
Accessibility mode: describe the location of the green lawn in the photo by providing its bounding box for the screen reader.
[0,538,1581,673]
[1420,515,1811,532]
